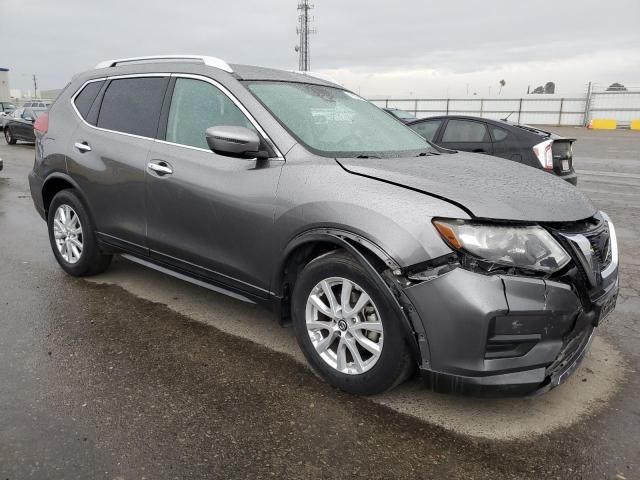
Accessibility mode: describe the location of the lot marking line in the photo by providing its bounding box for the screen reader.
[577,169,640,180]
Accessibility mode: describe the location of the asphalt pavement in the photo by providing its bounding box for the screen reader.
[0,128,639,479]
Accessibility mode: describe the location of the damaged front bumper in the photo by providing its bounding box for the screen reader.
[396,214,619,394]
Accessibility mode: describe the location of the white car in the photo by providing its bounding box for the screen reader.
[0,108,24,130]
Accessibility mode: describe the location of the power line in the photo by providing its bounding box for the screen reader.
[295,1,316,71]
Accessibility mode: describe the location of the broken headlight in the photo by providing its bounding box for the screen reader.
[432,219,570,273]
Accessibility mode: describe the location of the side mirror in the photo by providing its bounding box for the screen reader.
[23,114,35,122]
[205,126,269,159]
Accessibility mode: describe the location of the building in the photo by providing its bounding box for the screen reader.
[0,68,10,102]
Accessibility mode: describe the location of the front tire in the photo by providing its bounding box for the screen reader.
[47,189,112,276]
[292,250,414,395]
[4,127,16,145]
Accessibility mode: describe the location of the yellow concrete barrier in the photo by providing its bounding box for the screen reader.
[589,119,617,130]
[630,120,640,131]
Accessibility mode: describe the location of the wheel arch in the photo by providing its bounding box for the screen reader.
[274,228,423,364]
[41,173,86,219]
[274,229,399,295]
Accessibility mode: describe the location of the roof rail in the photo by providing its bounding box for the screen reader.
[95,55,233,73]
[295,71,342,86]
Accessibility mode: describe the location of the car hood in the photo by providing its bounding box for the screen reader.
[337,152,595,222]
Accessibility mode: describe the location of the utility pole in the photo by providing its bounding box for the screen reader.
[33,74,38,99]
[295,0,316,71]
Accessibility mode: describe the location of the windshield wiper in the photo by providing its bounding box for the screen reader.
[355,154,381,159]
[416,151,440,157]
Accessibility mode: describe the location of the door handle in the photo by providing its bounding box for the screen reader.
[147,161,173,176]
[74,141,91,153]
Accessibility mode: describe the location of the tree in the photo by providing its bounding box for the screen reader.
[498,79,506,95]
[607,82,627,91]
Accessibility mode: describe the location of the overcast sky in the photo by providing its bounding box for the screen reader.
[2,0,639,97]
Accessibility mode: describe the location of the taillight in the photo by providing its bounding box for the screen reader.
[34,112,49,135]
[532,139,553,170]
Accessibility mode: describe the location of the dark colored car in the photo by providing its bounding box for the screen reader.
[28,55,617,396]
[383,107,417,123]
[408,115,577,185]
[4,108,46,144]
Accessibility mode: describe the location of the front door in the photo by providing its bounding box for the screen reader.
[146,76,284,297]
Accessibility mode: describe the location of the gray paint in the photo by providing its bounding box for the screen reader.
[28,60,618,391]
[338,152,596,222]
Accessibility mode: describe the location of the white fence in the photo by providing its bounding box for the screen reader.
[370,85,640,127]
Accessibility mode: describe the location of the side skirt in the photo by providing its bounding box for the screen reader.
[119,253,257,304]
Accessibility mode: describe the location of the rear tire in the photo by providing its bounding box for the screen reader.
[4,127,16,145]
[292,250,414,395]
[47,189,112,276]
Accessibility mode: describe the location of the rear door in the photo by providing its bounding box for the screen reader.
[439,118,493,155]
[68,75,169,255]
[145,75,284,297]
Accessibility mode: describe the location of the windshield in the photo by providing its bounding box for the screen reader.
[246,81,430,157]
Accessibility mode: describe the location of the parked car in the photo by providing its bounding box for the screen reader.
[4,107,46,144]
[1,108,23,130]
[0,101,17,113]
[383,107,417,123]
[0,102,18,130]
[408,115,577,185]
[29,55,618,396]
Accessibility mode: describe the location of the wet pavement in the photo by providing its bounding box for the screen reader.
[1,129,639,479]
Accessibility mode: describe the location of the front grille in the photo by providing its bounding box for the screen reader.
[585,224,612,271]
[552,215,612,282]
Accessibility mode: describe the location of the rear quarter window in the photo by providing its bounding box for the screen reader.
[97,77,168,138]
[74,81,105,121]
[490,126,510,142]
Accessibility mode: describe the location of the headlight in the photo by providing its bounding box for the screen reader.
[433,219,570,273]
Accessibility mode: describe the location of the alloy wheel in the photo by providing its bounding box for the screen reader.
[305,277,384,375]
[53,204,84,264]
[4,128,12,144]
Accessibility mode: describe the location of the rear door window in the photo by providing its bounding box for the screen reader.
[97,77,168,138]
[410,119,442,141]
[442,119,490,142]
[74,81,105,120]
[165,77,255,150]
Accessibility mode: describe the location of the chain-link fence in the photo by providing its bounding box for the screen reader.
[370,83,640,127]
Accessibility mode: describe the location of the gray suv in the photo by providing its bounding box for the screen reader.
[28,55,619,395]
